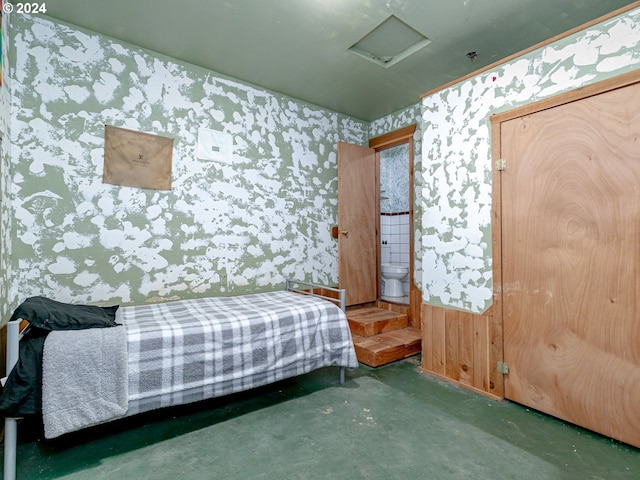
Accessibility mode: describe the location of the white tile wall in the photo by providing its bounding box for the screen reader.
[380,213,410,294]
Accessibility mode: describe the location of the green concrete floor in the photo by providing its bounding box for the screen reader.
[3,356,639,479]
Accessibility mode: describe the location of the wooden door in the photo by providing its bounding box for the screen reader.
[337,142,377,306]
[501,81,640,447]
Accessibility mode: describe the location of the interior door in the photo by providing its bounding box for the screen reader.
[501,81,640,447]
[337,141,377,306]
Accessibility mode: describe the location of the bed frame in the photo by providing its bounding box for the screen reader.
[284,278,347,386]
[3,279,349,480]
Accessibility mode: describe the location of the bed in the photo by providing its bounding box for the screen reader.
[1,279,357,480]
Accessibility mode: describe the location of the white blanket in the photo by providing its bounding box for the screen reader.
[42,326,128,439]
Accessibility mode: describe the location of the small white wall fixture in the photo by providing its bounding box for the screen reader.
[197,127,233,164]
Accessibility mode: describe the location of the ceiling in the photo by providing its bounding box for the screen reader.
[42,0,637,121]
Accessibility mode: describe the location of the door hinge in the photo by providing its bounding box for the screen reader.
[497,361,509,375]
[495,158,507,171]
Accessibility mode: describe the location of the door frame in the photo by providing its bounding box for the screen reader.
[369,124,418,324]
[490,68,640,397]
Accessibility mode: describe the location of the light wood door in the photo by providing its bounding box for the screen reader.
[501,81,640,447]
[337,141,377,306]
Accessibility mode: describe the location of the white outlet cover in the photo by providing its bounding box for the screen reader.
[197,127,233,164]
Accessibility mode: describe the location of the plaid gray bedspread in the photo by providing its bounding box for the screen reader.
[120,290,357,415]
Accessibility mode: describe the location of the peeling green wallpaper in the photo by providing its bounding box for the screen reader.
[0,12,11,322]
[420,7,640,313]
[7,14,369,309]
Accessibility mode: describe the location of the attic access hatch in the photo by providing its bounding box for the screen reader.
[349,15,431,69]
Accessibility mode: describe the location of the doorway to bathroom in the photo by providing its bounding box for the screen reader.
[379,144,410,304]
[369,125,416,308]
[337,126,421,365]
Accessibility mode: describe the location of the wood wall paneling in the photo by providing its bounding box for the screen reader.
[420,304,503,399]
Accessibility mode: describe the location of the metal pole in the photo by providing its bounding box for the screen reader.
[4,320,21,480]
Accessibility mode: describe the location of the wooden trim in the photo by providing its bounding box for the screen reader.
[409,138,420,327]
[375,151,381,299]
[421,1,640,99]
[369,124,416,149]
[491,68,640,126]
[490,118,505,398]
[408,139,415,324]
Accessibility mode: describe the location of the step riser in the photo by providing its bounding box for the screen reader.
[353,336,421,368]
[347,307,408,338]
[348,317,407,337]
[346,307,421,368]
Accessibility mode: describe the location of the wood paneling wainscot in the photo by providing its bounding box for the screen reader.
[420,304,503,400]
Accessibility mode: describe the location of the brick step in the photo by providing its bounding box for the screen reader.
[346,307,408,337]
[352,327,421,368]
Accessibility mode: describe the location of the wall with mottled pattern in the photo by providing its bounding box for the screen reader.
[0,12,11,322]
[6,14,369,310]
[380,143,409,214]
[420,7,640,313]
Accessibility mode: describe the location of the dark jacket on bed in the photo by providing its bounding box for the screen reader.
[0,329,46,416]
[0,296,119,417]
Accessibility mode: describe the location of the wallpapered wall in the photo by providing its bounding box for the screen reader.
[6,14,377,309]
[380,143,409,215]
[2,14,423,320]
[0,13,11,322]
[420,7,640,313]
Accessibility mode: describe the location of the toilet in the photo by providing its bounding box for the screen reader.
[381,263,409,297]
[380,244,409,298]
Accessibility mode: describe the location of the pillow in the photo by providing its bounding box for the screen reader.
[9,296,119,331]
